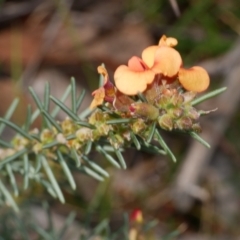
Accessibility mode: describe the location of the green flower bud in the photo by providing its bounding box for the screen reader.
[175,116,192,130]
[76,127,93,142]
[186,107,199,120]
[131,118,146,134]
[169,108,183,119]
[108,134,124,149]
[158,114,173,131]
[40,129,55,144]
[192,123,202,133]
[156,95,169,108]
[171,94,184,106]
[130,103,159,121]
[61,117,76,135]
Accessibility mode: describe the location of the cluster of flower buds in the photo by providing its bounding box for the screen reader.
[90,35,210,133]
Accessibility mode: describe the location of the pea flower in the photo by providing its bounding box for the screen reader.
[114,35,210,95]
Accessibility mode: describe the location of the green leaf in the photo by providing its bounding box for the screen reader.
[146,122,156,143]
[51,85,71,117]
[29,87,43,110]
[115,149,127,169]
[82,166,104,181]
[96,146,121,169]
[0,148,27,167]
[155,130,177,162]
[57,151,76,190]
[71,77,77,114]
[0,98,19,136]
[106,119,132,124]
[82,156,109,178]
[44,82,50,112]
[0,179,19,212]
[41,155,65,203]
[23,154,29,190]
[191,87,227,105]
[0,118,33,140]
[41,110,62,132]
[6,163,18,196]
[190,131,210,148]
[76,89,86,110]
[50,95,79,121]
[130,132,141,150]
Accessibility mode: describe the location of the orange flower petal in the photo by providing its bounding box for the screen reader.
[97,65,108,84]
[114,65,155,95]
[178,66,210,92]
[141,45,159,68]
[128,56,148,71]
[89,87,105,109]
[159,35,178,47]
[151,46,182,77]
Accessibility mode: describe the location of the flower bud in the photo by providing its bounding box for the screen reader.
[131,118,146,134]
[40,129,55,144]
[61,117,76,135]
[130,103,159,121]
[192,123,202,133]
[108,134,124,149]
[158,114,173,131]
[175,116,192,130]
[76,128,93,142]
[186,107,199,120]
[171,94,184,106]
[169,107,183,119]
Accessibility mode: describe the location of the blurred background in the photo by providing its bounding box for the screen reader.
[0,0,240,239]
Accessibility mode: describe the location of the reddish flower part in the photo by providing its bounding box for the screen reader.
[130,209,143,223]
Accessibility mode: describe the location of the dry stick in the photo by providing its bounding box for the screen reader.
[172,65,240,211]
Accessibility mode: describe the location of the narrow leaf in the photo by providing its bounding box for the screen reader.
[106,119,131,124]
[51,85,71,117]
[0,179,19,212]
[44,82,50,111]
[0,98,19,135]
[0,148,27,167]
[115,149,127,169]
[41,156,65,203]
[71,77,77,114]
[0,139,12,148]
[58,212,76,239]
[50,96,79,121]
[82,166,104,181]
[190,132,211,148]
[29,87,43,109]
[96,146,121,169]
[6,163,18,196]
[82,156,109,178]
[41,110,62,132]
[30,109,40,124]
[155,130,177,162]
[191,87,227,106]
[0,118,33,140]
[78,107,94,120]
[71,148,81,167]
[42,140,59,149]
[146,122,156,143]
[24,105,32,131]
[130,132,141,150]
[76,89,86,110]
[57,151,76,190]
[23,154,29,190]
[84,140,92,155]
